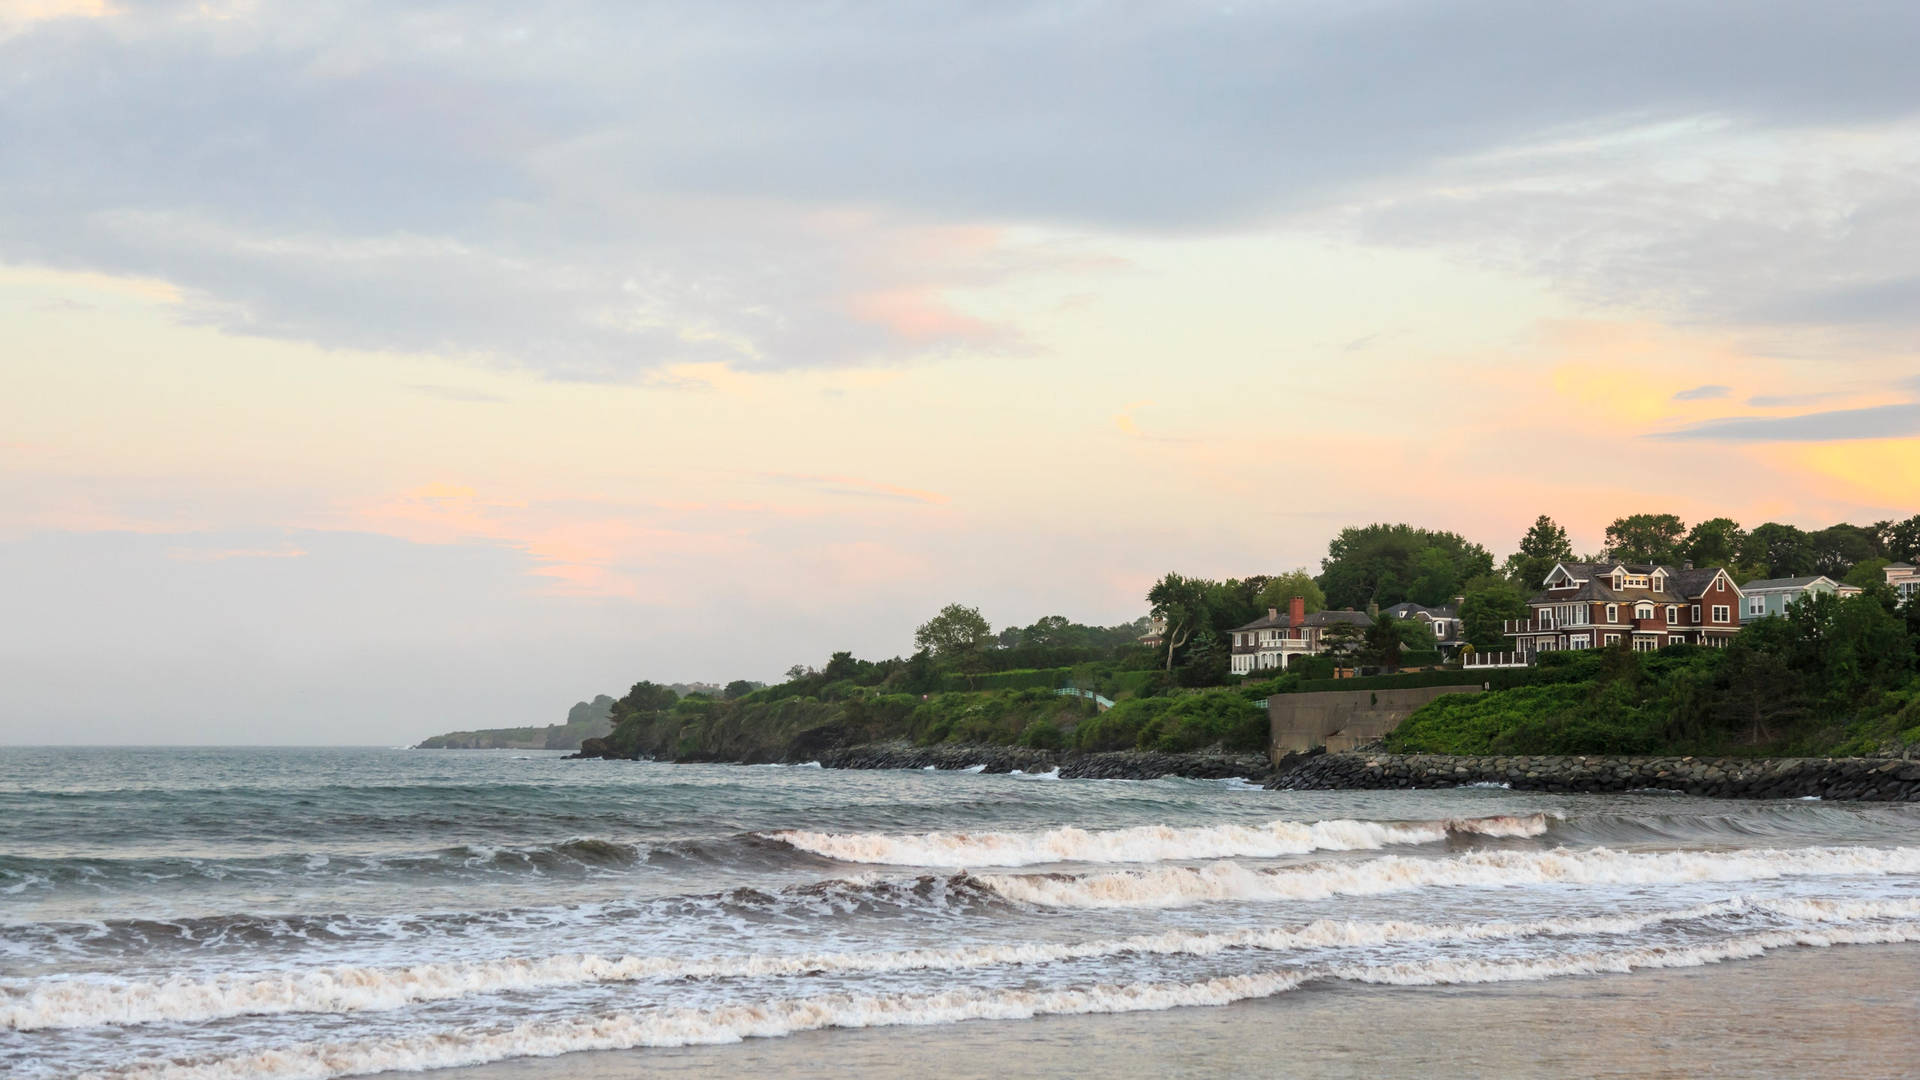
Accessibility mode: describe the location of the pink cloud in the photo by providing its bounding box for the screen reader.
[844,287,999,344]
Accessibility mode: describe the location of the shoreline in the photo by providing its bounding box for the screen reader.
[575,739,1920,800]
[1267,749,1920,801]
[425,941,1920,1080]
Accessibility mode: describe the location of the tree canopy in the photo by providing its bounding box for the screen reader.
[1254,569,1326,614]
[1604,513,1686,564]
[1503,515,1573,589]
[1317,523,1495,609]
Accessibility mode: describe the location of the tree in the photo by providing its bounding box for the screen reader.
[1741,522,1815,579]
[617,680,678,714]
[914,604,993,664]
[1682,517,1746,569]
[1604,513,1686,564]
[1254,569,1325,614]
[1458,575,1528,650]
[1809,524,1879,578]
[1147,573,1211,671]
[1503,515,1573,589]
[1846,558,1892,591]
[1317,524,1495,609]
[722,679,759,700]
[821,650,862,681]
[1318,620,1366,664]
[1878,514,1920,563]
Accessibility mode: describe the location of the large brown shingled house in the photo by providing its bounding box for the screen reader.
[1507,560,1746,656]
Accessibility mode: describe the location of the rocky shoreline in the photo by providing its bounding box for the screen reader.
[577,736,1920,800]
[1267,750,1920,801]
[574,737,1269,781]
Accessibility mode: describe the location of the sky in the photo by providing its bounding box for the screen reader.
[3,0,1918,745]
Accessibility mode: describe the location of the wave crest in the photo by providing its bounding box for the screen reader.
[767,814,1549,867]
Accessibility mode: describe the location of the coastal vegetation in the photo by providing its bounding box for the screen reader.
[416,695,616,750]
[1390,589,1920,757]
[578,511,1920,764]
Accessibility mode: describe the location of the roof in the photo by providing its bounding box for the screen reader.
[1536,561,1737,604]
[1230,608,1374,632]
[1740,576,1836,592]
[1307,609,1373,626]
[1383,601,1459,620]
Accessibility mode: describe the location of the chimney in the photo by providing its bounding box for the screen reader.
[1683,560,1694,570]
[1289,595,1306,639]
[1268,607,1278,620]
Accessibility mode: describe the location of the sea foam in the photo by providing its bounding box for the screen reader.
[21,895,1918,1031]
[84,922,1920,1080]
[978,844,1920,908]
[769,813,1550,867]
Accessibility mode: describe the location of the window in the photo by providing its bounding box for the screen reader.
[1691,604,1701,623]
[1569,634,1590,650]
[1605,604,1618,623]
[1632,637,1657,652]
[1635,603,1654,620]
[1712,605,1730,623]
[1748,596,1766,616]
[1604,633,1621,645]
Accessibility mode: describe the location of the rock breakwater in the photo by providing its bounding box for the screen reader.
[1268,751,1920,801]
[817,743,1270,780]
[574,738,1268,781]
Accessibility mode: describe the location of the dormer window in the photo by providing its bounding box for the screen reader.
[1634,602,1654,619]
[1612,571,1624,588]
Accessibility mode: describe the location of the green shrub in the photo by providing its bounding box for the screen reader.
[1018,719,1066,749]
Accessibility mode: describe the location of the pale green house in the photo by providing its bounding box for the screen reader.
[1738,575,1845,622]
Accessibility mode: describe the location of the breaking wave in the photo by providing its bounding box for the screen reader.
[767,814,1551,867]
[979,844,1920,908]
[15,896,1919,1032]
[84,923,1920,1079]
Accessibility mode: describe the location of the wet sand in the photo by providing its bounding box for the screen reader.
[436,942,1920,1080]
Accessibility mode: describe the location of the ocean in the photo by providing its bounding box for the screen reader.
[3,747,1918,1079]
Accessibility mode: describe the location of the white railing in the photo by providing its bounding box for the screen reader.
[1463,651,1531,669]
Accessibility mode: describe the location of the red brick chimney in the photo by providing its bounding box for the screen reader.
[1289,595,1306,639]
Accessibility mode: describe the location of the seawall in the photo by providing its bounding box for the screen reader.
[1269,684,1483,756]
[1268,751,1920,801]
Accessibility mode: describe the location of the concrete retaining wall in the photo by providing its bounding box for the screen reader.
[1269,684,1482,758]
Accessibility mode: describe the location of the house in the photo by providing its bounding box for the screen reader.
[1381,600,1465,656]
[1887,563,1920,603]
[1738,576,1845,622]
[1505,561,1745,656]
[1228,596,1373,674]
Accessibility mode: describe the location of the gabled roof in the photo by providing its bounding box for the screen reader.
[1740,575,1837,592]
[1229,611,1292,632]
[1383,601,1458,621]
[1230,607,1374,632]
[1532,563,1741,605]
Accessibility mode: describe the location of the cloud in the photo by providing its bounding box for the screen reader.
[762,473,948,505]
[1651,403,1920,442]
[4,2,1919,374]
[1747,391,1845,408]
[165,545,308,562]
[1338,115,1920,348]
[409,384,505,403]
[1672,384,1731,401]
